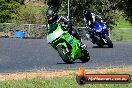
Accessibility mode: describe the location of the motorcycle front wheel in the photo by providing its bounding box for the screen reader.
[57,45,73,64]
[104,35,113,48]
[94,35,104,48]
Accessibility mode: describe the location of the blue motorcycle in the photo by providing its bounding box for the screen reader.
[85,22,113,48]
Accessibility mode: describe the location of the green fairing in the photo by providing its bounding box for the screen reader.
[60,32,81,59]
[47,23,82,61]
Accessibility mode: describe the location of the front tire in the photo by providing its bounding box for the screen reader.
[104,35,113,48]
[94,35,104,48]
[57,45,73,64]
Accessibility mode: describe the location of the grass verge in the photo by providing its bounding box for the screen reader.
[111,28,132,41]
[110,14,132,41]
[0,67,132,88]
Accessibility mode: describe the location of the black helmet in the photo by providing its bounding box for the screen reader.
[46,8,58,21]
[84,10,91,17]
[83,10,93,21]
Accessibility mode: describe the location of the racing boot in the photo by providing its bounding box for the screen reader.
[79,39,87,50]
[79,42,87,49]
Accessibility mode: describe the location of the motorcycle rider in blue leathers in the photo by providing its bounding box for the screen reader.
[83,10,104,43]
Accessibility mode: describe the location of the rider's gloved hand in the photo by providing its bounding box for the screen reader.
[65,21,73,29]
[85,24,92,32]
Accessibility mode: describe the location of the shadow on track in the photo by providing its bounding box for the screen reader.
[57,61,85,64]
[92,45,113,48]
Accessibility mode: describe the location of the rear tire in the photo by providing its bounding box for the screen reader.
[104,35,113,48]
[57,45,73,64]
[80,49,90,63]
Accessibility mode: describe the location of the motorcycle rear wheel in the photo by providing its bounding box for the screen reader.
[80,49,90,63]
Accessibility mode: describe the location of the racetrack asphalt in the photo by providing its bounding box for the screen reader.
[0,38,132,72]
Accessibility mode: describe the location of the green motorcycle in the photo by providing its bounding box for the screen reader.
[47,23,90,64]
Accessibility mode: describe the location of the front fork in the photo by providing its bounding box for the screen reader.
[100,30,109,44]
[56,42,79,61]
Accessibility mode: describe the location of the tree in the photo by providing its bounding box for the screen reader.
[118,0,132,23]
[60,0,119,26]
[0,0,24,23]
[47,0,61,11]
[50,0,131,26]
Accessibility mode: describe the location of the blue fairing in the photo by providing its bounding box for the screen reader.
[93,22,108,37]
[101,23,107,29]
[94,24,102,32]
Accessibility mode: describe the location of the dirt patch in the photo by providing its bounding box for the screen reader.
[0,70,72,81]
[0,66,132,81]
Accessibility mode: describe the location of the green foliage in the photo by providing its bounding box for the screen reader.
[47,0,61,11]
[14,0,24,4]
[0,0,23,23]
[1,0,132,26]
[16,5,48,24]
[59,0,120,26]
[115,15,132,28]
[0,0,48,24]
[111,28,132,41]
[50,0,131,26]
[118,0,132,23]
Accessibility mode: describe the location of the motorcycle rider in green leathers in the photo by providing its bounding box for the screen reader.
[46,8,86,49]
